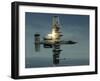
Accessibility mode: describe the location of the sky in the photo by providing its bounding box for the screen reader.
[25,12,89,68]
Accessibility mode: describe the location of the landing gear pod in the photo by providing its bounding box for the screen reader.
[34,33,40,52]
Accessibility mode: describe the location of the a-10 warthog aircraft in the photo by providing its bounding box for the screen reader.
[34,16,77,65]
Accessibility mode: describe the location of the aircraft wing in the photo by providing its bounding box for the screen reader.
[60,40,77,44]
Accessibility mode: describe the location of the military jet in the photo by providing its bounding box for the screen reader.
[34,16,77,65]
